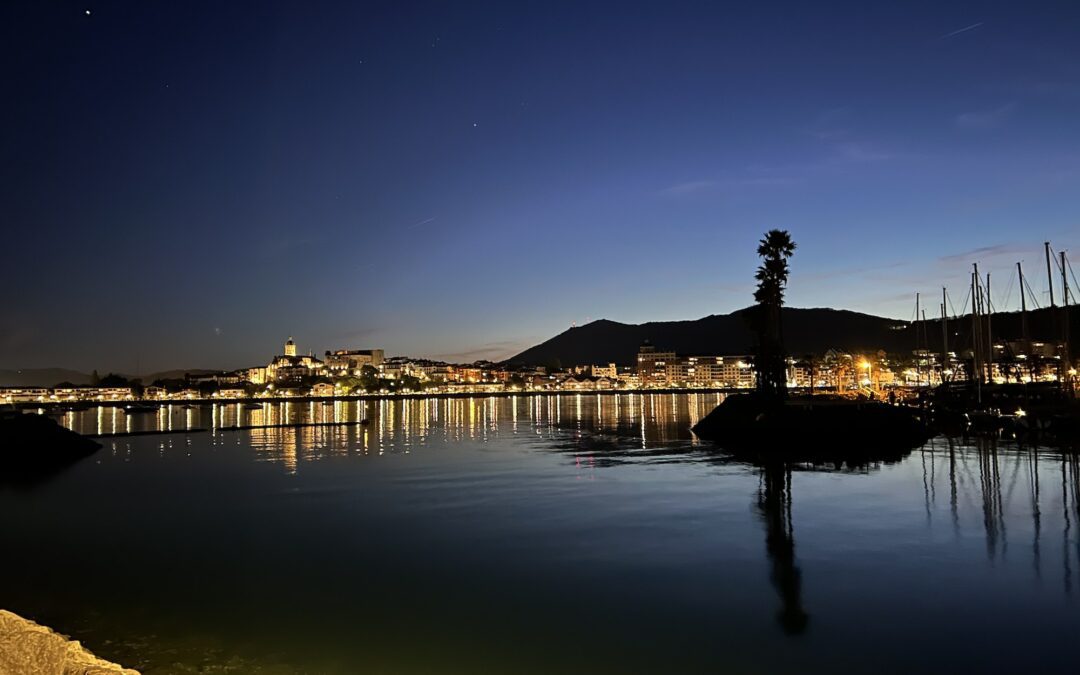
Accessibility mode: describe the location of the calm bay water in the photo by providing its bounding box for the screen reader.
[2,394,1078,673]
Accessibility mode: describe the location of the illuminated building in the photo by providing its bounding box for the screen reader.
[636,343,754,388]
[324,348,385,374]
[590,363,618,378]
[264,337,326,383]
[636,342,677,386]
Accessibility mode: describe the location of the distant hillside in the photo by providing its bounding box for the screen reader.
[506,305,1078,367]
[0,368,225,387]
[141,369,223,383]
[0,368,93,387]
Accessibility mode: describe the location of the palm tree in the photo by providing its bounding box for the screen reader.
[753,229,796,400]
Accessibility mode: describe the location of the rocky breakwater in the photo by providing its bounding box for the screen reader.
[0,610,137,674]
[692,393,929,461]
[1,411,101,487]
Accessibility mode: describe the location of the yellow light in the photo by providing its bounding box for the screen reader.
[860,360,871,370]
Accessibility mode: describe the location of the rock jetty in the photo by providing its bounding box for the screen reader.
[0,609,137,674]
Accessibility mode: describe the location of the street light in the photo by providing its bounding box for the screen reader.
[859,359,872,387]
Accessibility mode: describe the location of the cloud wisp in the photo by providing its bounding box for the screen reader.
[955,102,1017,130]
[939,22,984,40]
[433,340,530,363]
[660,175,800,197]
[937,243,1030,265]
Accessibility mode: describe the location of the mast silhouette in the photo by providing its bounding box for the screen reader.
[1046,242,1056,308]
[986,273,993,384]
[941,287,949,382]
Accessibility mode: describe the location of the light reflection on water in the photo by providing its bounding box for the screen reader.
[56,393,725,442]
[4,394,1079,674]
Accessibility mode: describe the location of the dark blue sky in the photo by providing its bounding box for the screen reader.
[3,1,1078,372]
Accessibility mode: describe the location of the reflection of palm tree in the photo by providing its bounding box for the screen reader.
[758,461,809,635]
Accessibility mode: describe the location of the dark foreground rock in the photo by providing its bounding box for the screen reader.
[0,609,138,674]
[0,412,101,487]
[692,394,929,462]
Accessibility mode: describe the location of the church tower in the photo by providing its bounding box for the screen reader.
[284,337,297,357]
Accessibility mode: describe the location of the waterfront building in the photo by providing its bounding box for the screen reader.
[213,388,249,399]
[325,348,385,374]
[264,337,325,383]
[246,367,268,385]
[0,386,134,403]
[186,371,245,386]
[636,342,677,387]
[636,343,754,388]
[591,363,618,378]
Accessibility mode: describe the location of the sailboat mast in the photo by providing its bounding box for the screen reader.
[971,266,982,394]
[1045,242,1056,307]
[915,292,922,386]
[986,273,993,384]
[941,286,949,383]
[1062,251,1071,384]
[1018,261,1028,340]
[1063,251,1072,307]
[921,309,928,386]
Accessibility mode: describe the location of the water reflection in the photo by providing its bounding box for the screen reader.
[43,396,1080,617]
[759,462,807,634]
[9,393,1080,671]
[530,397,1080,638]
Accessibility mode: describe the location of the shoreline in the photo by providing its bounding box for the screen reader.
[0,609,137,674]
[15,387,751,412]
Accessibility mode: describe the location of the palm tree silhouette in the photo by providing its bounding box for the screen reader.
[753,229,797,400]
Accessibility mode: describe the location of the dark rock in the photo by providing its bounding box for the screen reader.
[691,394,929,464]
[0,412,101,487]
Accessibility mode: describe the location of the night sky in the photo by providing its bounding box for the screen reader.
[3,1,1079,372]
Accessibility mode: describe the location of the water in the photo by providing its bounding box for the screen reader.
[2,393,1078,673]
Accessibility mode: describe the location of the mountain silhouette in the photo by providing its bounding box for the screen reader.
[506,305,1077,367]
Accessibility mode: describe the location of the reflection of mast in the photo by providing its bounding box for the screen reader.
[948,438,959,538]
[1062,454,1080,595]
[1064,455,1072,595]
[919,439,937,526]
[977,438,1006,562]
[921,445,932,525]
[758,462,808,635]
[1029,446,1041,580]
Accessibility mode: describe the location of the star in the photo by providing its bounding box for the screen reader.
[85,9,91,16]
[472,122,478,127]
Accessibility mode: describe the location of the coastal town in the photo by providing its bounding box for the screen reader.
[3,333,1075,407]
